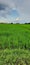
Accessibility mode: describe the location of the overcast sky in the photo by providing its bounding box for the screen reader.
[0,0,30,23]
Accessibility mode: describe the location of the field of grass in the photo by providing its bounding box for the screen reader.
[0,24,30,65]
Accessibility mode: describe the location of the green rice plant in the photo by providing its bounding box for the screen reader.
[0,24,30,49]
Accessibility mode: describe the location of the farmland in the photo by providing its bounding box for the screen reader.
[0,24,30,65]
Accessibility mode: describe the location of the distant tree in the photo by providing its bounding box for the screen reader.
[0,23,4,24]
[25,23,28,24]
[25,22,30,24]
[11,23,13,24]
[28,23,30,24]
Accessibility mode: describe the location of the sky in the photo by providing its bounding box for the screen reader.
[0,0,30,23]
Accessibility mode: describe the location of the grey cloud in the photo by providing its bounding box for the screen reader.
[0,0,30,15]
[0,0,16,18]
[0,4,5,10]
[14,0,30,15]
[0,0,30,23]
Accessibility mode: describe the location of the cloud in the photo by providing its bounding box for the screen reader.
[0,0,30,23]
[0,0,30,15]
